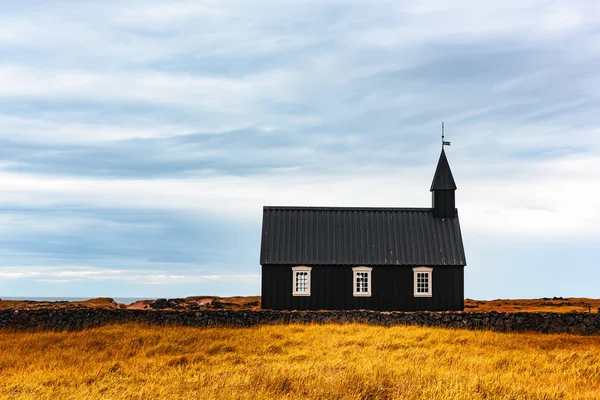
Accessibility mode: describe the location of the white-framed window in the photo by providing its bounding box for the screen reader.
[413,266,433,297]
[292,266,312,296]
[352,266,372,297]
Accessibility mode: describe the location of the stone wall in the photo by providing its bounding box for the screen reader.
[1,309,599,334]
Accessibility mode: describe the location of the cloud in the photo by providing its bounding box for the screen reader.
[0,265,260,285]
[0,149,597,238]
[0,66,297,112]
[0,206,260,273]
[0,0,599,298]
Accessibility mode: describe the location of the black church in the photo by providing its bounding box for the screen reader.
[260,147,466,311]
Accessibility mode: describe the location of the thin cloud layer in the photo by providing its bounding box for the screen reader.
[0,0,599,299]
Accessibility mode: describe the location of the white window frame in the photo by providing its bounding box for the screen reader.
[352,266,372,297]
[413,266,433,297]
[292,266,312,296]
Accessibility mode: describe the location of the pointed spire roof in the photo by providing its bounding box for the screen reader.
[430,148,457,191]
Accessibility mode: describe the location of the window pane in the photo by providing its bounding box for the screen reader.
[416,271,430,293]
[296,271,308,292]
[356,271,369,293]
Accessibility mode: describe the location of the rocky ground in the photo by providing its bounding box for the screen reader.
[0,296,598,313]
[126,296,261,311]
[0,296,261,311]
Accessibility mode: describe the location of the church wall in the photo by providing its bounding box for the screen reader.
[262,264,464,311]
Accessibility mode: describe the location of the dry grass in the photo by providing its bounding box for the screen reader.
[0,324,599,399]
[464,298,600,313]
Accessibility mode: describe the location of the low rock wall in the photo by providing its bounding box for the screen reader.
[1,309,599,334]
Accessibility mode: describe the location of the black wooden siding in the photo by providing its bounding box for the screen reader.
[262,265,464,311]
[261,207,466,266]
[432,191,456,219]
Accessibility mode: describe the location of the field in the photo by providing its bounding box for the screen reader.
[2,296,599,313]
[0,324,599,399]
[464,298,600,313]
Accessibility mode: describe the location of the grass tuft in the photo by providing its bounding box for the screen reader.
[0,323,599,399]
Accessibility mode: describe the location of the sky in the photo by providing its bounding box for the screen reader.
[0,0,599,300]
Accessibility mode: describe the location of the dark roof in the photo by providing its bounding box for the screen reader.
[260,206,466,266]
[430,149,457,191]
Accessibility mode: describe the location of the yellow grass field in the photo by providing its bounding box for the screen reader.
[0,324,599,399]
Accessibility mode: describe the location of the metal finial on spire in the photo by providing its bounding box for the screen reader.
[441,122,444,147]
[442,122,451,147]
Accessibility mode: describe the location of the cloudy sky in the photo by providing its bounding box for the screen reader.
[0,0,599,300]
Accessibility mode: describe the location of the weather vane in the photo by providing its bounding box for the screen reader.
[442,122,451,148]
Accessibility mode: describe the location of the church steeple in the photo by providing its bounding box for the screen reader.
[430,148,457,191]
[430,148,457,218]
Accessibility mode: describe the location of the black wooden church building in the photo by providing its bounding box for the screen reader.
[260,148,466,311]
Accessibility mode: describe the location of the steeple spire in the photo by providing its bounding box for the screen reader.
[430,148,457,191]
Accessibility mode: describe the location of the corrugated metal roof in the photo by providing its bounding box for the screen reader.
[260,207,466,266]
[430,149,457,191]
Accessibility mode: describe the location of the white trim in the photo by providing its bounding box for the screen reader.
[352,266,372,297]
[413,266,433,297]
[292,266,312,296]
